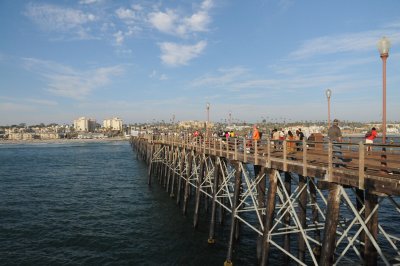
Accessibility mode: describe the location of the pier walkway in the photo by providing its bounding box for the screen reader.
[131,134,400,265]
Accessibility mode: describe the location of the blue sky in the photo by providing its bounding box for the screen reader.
[1,0,400,125]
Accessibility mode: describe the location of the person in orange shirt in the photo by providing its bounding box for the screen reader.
[252,125,260,141]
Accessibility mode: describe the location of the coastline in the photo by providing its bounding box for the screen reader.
[0,137,129,145]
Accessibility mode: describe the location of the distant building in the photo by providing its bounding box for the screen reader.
[103,117,123,131]
[178,120,214,129]
[8,132,35,140]
[74,117,96,132]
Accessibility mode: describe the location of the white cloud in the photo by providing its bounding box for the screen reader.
[289,30,400,60]
[184,11,210,32]
[148,0,213,37]
[160,41,207,66]
[24,3,96,38]
[25,98,58,106]
[23,58,124,100]
[116,8,136,20]
[201,0,214,10]
[149,70,168,80]
[148,9,178,34]
[114,31,124,46]
[192,67,249,87]
[79,0,102,4]
[0,102,35,112]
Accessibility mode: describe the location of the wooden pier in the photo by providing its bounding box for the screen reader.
[131,134,400,265]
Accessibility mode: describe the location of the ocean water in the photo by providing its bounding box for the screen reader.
[0,141,257,265]
[1,141,398,265]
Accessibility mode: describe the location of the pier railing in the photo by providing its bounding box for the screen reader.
[139,133,400,196]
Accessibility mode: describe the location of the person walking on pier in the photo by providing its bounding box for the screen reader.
[252,125,260,141]
[286,130,295,153]
[365,127,378,152]
[328,119,343,167]
[296,128,305,151]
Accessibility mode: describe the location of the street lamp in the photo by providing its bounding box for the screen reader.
[377,36,391,144]
[325,89,332,128]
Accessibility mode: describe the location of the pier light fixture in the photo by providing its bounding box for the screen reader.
[325,89,332,128]
[378,36,390,143]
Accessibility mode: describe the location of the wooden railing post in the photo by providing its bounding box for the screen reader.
[283,140,287,172]
[328,141,333,182]
[255,140,258,165]
[213,138,216,155]
[226,138,229,159]
[234,138,238,160]
[267,137,271,168]
[243,137,247,162]
[220,139,223,157]
[302,138,308,177]
[359,141,365,190]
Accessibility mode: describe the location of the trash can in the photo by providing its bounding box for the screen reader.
[308,133,324,150]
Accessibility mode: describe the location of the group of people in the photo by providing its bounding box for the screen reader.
[327,119,379,167]
[327,119,378,146]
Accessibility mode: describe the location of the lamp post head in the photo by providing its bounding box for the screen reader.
[325,89,332,99]
[377,36,391,56]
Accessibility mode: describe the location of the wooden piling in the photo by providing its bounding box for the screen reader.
[208,156,220,244]
[147,144,154,186]
[298,175,307,263]
[176,149,186,206]
[255,165,266,261]
[225,161,242,266]
[170,150,177,198]
[283,171,291,265]
[193,157,205,228]
[183,152,193,215]
[260,169,278,265]
[364,191,378,266]
[309,177,321,260]
[356,188,365,259]
[320,183,341,266]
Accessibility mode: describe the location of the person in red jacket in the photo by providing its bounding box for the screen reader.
[365,127,378,151]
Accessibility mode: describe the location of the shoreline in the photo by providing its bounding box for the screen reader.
[0,137,129,145]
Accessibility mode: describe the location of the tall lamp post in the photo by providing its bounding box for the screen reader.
[206,102,210,139]
[377,36,391,144]
[325,89,332,128]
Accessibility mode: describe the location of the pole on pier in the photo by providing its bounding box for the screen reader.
[320,183,341,266]
[193,157,205,228]
[208,156,220,244]
[183,152,193,215]
[225,161,242,266]
[298,175,307,263]
[364,191,378,266]
[260,169,278,265]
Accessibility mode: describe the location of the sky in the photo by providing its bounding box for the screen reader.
[1,0,400,126]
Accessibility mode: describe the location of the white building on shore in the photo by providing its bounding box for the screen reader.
[103,117,123,131]
[74,117,96,132]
